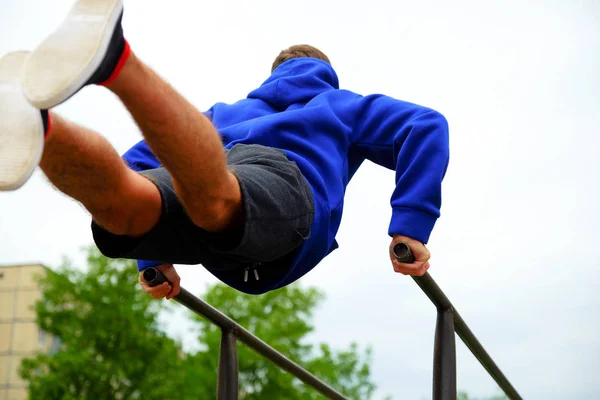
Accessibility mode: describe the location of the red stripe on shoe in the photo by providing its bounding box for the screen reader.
[98,40,132,87]
[44,112,52,139]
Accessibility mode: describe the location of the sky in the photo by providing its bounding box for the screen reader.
[1,0,599,399]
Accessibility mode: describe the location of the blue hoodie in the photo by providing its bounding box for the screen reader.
[122,57,450,294]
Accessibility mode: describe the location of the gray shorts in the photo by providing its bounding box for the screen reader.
[92,144,315,285]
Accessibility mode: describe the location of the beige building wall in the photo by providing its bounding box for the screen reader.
[0,264,55,400]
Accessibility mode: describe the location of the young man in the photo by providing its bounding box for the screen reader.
[0,0,449,300]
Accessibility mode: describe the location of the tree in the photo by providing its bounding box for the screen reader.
[20,248,186,400]
[21,247,380,399]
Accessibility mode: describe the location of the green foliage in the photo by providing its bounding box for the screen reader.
[20,247,379,399]
[20,248,186,400]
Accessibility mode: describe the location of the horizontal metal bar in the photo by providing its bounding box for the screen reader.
[173,288,348,400]
[412,273,523,400]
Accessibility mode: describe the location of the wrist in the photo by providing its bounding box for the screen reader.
[392,234,421,245]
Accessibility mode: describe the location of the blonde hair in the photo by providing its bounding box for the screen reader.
[272,44,331,72]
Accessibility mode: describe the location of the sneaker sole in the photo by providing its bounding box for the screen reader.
[22,0,124,109]
[0,52,45,191]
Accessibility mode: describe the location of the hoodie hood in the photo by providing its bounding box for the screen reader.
[247,58,339,110]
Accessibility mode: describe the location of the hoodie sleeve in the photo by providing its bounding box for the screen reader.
[121,140,162,271]
[353,94,449,244]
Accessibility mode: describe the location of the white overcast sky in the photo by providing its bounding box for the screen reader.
[1,1,599,399]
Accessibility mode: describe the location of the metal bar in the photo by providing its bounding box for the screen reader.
[413,273,523,400]
[217,329,239,400]
[411,273,452,310]
[173,288,348,400]
[144,265,523,400]
[433,308,456,400]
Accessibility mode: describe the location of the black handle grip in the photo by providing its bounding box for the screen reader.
[143,267,169,287]
[393,243,416,263]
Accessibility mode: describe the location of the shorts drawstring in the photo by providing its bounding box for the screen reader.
[244,263,261,282]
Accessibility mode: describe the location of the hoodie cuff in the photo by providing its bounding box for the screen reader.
[388,208,438,244]
[137,260,162,271]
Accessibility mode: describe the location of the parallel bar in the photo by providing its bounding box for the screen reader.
[433,308,456,400]
[173,288,348,400]
[217,330,239,400]
[412,273,523,400]
[412,273,452,310]
[145,266,523,400]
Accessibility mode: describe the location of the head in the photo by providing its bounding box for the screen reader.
[271,44,331,72]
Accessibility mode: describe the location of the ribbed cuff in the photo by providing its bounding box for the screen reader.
[388,207,438,244]
[137,260,162,271]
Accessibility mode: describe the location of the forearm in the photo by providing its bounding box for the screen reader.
[389,110,449,243]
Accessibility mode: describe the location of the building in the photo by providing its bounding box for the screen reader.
[0,264,57,400]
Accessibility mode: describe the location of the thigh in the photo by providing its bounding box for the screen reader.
[92,167,237,267]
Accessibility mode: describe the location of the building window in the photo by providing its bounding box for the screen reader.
[39,329,47,346]
[50,337,62,355]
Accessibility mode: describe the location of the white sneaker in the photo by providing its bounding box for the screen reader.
[0,52,46,191]
[22,0,128,110]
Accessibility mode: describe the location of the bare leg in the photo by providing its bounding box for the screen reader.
[40,113,161,236]
[105,53,242,232]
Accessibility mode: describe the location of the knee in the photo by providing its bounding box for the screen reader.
[182,196,243,232]
[175,172,243,232]
[88,179,162,237]
[90,207,145,236]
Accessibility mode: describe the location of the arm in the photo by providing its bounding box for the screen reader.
[353,95,450,274]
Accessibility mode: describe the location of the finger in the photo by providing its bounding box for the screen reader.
[393,260,431,277]
[413,262,431,277]
[413,262,430,276]
[412,250,430,264]
[392,260,424,275]
[141,280,167,293]
[140,281,153,294]
[152,284,171,299]
[393,263,410,275]
[145,282,171,299]
[167,277,181,300]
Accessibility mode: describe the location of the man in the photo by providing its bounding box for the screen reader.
[0,0,449,300]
